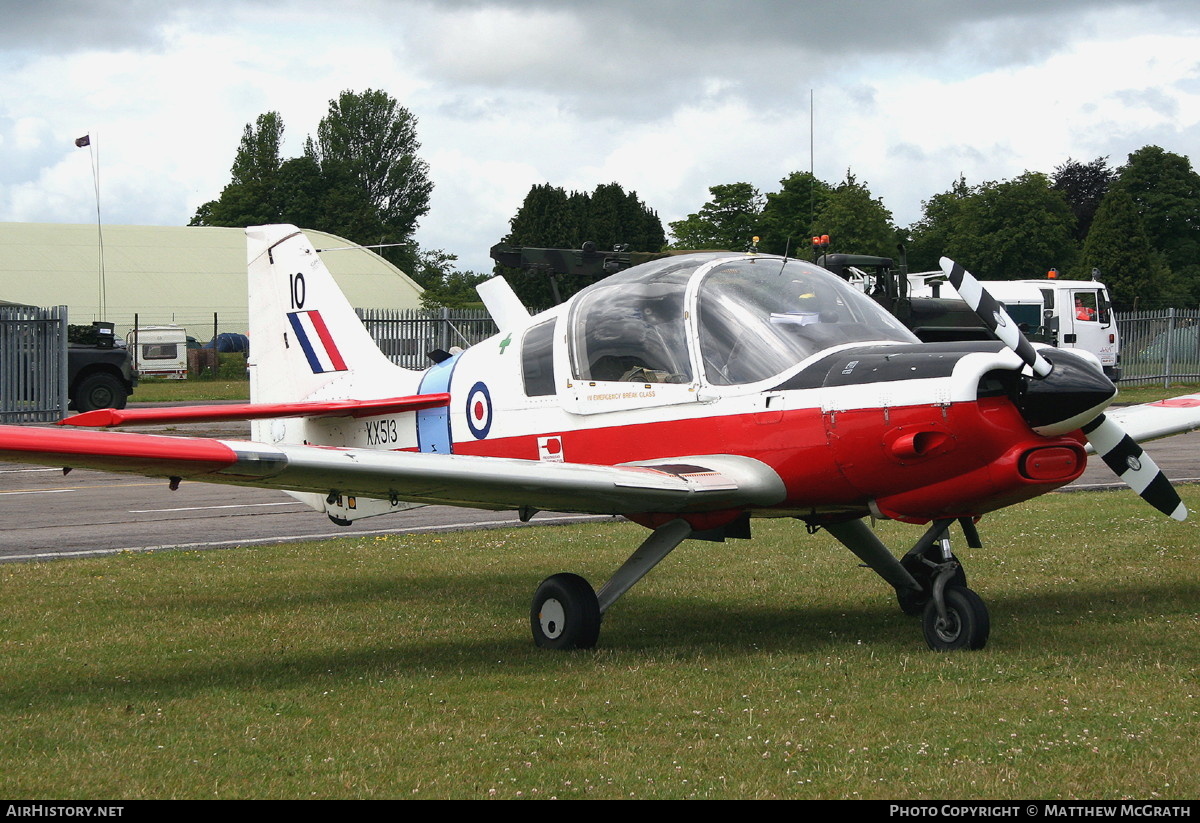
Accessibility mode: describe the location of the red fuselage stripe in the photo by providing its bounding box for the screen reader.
[448,397,1083,515]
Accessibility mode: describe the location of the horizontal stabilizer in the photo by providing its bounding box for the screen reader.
[59,394,451,428]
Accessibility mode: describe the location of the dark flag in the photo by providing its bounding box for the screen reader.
[75,134,90,148]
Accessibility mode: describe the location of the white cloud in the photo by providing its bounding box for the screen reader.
[2,0,1200,276]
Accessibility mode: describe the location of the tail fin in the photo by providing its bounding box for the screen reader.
[246,225,417,404]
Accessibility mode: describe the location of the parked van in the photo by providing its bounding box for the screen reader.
[908,272,1121,381]
[127,325,189,379]
[1017,277,1120,381]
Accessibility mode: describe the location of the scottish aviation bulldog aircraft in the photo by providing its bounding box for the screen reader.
[1,225,1198,651]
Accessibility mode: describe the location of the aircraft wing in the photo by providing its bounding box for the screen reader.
[0,425,786,516]
[1099,393,1200,445]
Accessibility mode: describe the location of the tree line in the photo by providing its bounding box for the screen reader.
[191,89,433,281]
[194,89,666,309]
[194,94,1200,310]
[667,147,1200,309]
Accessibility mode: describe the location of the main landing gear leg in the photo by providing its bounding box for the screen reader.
[530,519,693,650]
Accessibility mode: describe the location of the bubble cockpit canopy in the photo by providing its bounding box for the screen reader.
[568,253,919,387]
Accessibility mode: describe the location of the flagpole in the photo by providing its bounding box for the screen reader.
[76,133,105,322]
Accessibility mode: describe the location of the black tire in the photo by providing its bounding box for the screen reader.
[73,373,128,412]
[922,586,990,651]
[531,573,601,650]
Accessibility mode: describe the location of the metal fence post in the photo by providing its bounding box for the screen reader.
[1164,307,1176,388]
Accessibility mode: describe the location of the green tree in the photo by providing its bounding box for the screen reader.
[586,183,666,252]
[810,172,896,258]
[668,183,764,251]
[305,89,432,275]
[306,89,431,236]
[504,184,577,247]
[906,173,1076,280]
[1052,156,1115,243]
[498,184,584,308]
[192,91,433,278]
[231,112,284,187]
[498,182,665,307]
[1114,145,1200,300]
[1079,183,1182,308]
[758,171,833,256]
[905,176,973,272]
[412,249,490,309]
[190,112,285,227]
[273,155,328,230]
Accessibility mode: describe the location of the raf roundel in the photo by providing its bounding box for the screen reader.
[466,381,493,439]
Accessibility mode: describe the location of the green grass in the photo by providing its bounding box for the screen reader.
[1,489,1198,799]
[133,379,249,402]
[1113,381,1200,405]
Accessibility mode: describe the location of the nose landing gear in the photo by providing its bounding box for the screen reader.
[904,518,990,651]
[824,515,991,651]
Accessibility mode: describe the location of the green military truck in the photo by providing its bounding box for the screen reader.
[67,322,138,412]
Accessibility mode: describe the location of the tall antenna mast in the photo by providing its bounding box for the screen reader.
[76,132,106,321]
[809,89,815,230]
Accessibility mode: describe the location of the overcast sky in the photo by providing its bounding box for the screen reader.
[3,0,1200,273]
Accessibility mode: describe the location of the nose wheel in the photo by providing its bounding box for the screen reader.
[923,584,990,651]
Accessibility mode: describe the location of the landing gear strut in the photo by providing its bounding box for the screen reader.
[896,518,971,616]
[824,516,991,651]
[903,519,989,651]
[530,519,694,650]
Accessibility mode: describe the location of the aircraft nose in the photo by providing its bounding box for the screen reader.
[1018,349,1117,436]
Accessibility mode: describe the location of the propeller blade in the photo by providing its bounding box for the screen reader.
[939,257,1183,519]
[1082,413,1187,521]
[940,257,1053,378]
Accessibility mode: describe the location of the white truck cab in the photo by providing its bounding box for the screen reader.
[1010,276,1120,381]
[908,272,1121,381]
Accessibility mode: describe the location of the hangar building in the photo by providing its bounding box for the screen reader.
[0,223,424,339]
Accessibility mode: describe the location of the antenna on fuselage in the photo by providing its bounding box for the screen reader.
[777,237,792,277]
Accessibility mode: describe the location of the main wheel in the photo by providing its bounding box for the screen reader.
[73,373,127,412]
[922,585,990,651]
[531,573,601,650]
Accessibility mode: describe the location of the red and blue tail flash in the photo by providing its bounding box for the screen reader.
[288,310,348,374]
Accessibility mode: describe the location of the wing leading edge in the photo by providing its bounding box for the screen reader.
[0,425,786,516]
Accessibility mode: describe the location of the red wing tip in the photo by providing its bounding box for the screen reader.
[59,410,122,427]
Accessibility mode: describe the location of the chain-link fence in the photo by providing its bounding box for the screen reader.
[1117,309,1200,386]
